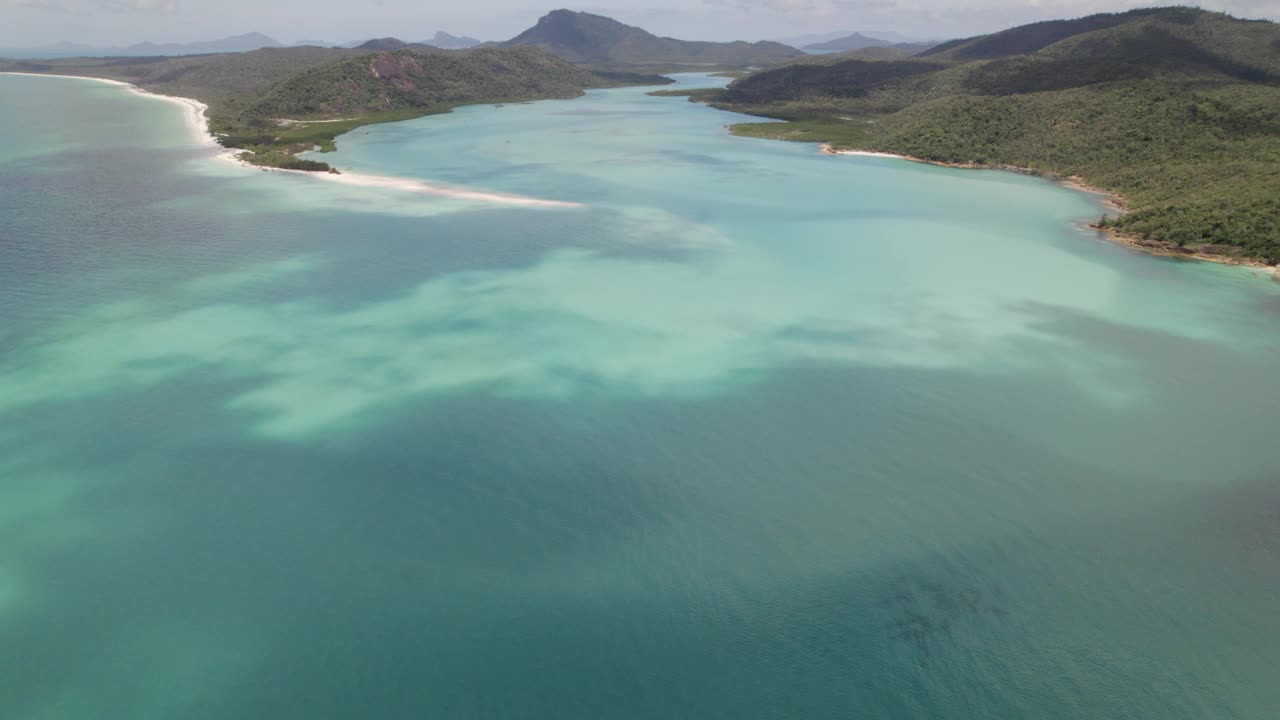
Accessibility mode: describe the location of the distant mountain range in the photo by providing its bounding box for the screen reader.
[351,33,483,52]
[802,33,944,55]
[2,30,483,58]
[127,32,283,55]
[423,32,482,49]
[770,31,848,48]
[355,38,414,51]
[773,29,930,47]
[500,9,804,65]
[803,33,891,53]
[0,33,285,58]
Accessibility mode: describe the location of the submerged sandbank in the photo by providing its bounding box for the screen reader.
[1,71,582,210]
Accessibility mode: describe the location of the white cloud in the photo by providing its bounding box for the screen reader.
[1,0,72,11]
[1,0,179,15]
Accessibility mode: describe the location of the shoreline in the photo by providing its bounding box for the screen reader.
[817,143,1275,275]
[1,71,583,210]
[1,71,216,148]
[1087,224,1277,273]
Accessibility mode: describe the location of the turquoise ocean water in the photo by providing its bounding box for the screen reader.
[2,72,1279,718]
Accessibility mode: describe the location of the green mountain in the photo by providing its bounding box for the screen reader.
[706,7,1280,264]
[501,9,804,66]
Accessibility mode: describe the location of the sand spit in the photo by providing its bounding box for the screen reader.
[229,155,585,208]
[2,71,582,210]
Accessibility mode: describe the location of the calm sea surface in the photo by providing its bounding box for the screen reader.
[2,73,1279,719]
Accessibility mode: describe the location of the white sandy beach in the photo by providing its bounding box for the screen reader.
[1,71,582,210]
[310,171,584,208]
[817,143,906,160]
[833,150,909,159]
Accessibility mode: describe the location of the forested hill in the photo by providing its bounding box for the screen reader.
[501,9,804,66]
[917,6,1273,63]
[245,46,615,117]
[706,7,1280,264]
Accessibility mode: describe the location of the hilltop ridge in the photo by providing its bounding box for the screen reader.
[245,46,613,117]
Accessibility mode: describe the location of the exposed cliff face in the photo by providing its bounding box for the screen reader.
[370,52,421,85]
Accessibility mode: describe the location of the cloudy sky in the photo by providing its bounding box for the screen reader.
[2,0,1277,47]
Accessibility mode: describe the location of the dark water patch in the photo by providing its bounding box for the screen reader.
[655,149,757,169]
[549,108,674,117]
[4,357,1280,717]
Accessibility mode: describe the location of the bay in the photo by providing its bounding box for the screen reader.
[2,72,1279,719]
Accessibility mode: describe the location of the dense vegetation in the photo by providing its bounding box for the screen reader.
[704,7,1280,264]
[721,60,947,103]
[245,46,612,116]
[501,9,804,66]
